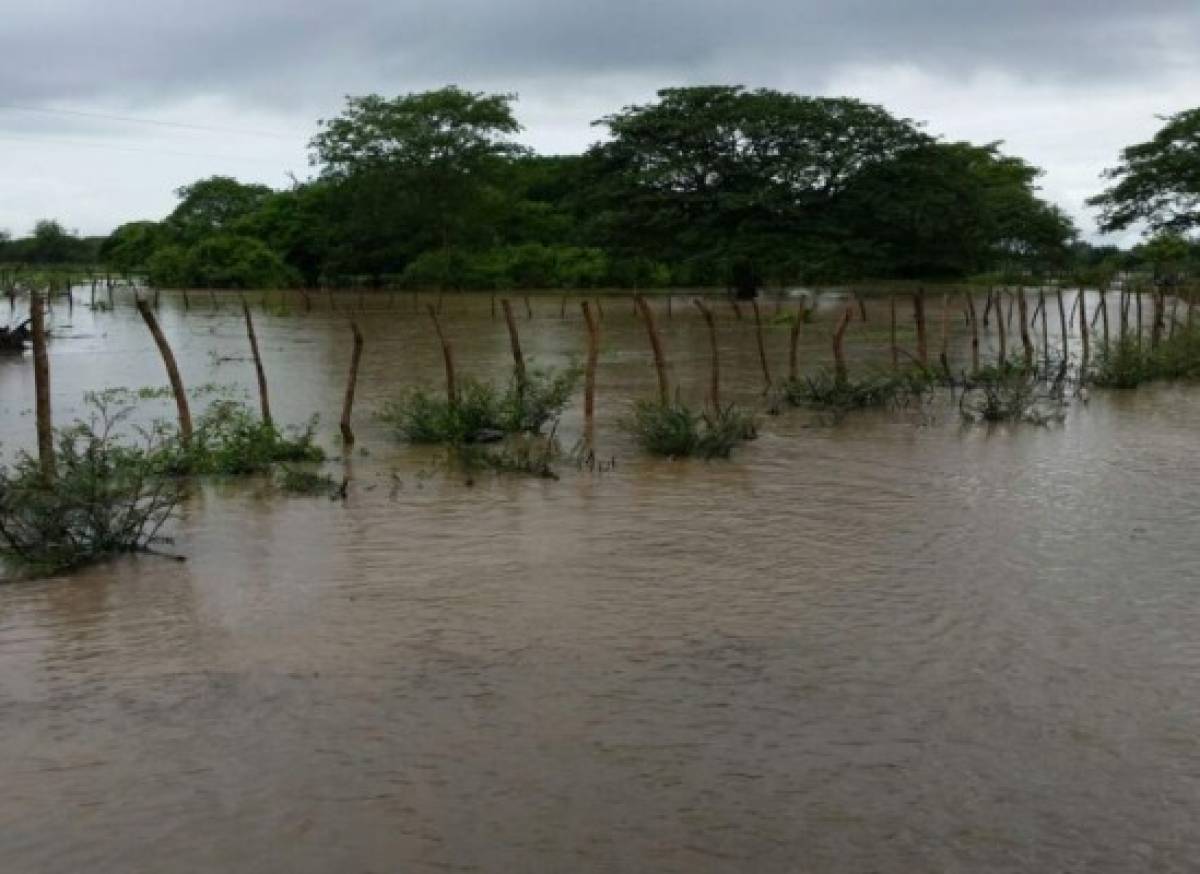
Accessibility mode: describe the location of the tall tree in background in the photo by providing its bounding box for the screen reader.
[1089,108,1200,235]
[310,86,526,282]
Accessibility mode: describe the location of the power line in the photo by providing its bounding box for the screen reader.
[0,131,293,164]
[0,103,301,140]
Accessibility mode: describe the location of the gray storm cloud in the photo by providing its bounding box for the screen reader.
[1,0,1195,104]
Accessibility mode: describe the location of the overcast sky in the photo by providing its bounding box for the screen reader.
[2,0,1197,243]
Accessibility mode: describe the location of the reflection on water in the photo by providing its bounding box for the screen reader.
[2,291,1200,872]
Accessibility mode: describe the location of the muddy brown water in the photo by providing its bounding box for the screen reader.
[2,290,1199,872]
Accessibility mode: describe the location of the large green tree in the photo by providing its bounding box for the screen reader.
[1089,108,1200,235]
[310,86,526,280]
[587,86,931,291]
[166,176,274,243]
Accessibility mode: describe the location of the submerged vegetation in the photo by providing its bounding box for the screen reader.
[782,369,937,413]
[380,366,580,446]
[179,401,323,476]
[1091,326,1200,388]
[0,397,182,575]
[624,400,758,459]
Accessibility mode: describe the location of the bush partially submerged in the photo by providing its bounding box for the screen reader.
[1091,327,1200,388]
[959,364,1063,425]
[176,401,324,475]
[276,466,346,498]
[783,369,935,412]
[625,400,757,459]
[0,401,183,576]
[380,366,580,446]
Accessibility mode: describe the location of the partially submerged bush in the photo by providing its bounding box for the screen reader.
[959,364,1063,425]
[455,431,562,481]
[176,401,323,475]
[380,365,580,446]
[625,400,757,459]
[1091,328,1200,388]
[0,401,182,576]
[276,466,346,498]
[783,369,935,412]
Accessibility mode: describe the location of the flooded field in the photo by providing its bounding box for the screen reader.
[2,290,1200,872]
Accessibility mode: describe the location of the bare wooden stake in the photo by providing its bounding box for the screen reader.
[1079,289,1091,379]
[832,304,852,384]
[500,299,527,391]
[30,292,55,483]
[938,292,951,376]
[792,301,807,382]
[340,321,364,446]
[137,299,192,446]
[913,287,928,366]
[242,299,272,427]
[694,299,721,409]
[750,298,771,391]
[1099,289,1110,349]
[580,301,600,437]
[1017,290,1034,368]
[965,290,980,375]
[890,293,899,371]
[995,289,1007,367]
[524,295,532,320]
[634,295,670,406]
[857,294,868,322]
[1056,289,1068,359]
[427,305,457,406]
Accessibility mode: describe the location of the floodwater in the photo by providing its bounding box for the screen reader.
[2,289,1199,872]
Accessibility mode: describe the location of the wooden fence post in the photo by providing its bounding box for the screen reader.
[340,321,364,446]
[242,300,272,427]
[694,299,721,410]
[31,292,55,483]
[137,299,192,446]
[634,295,670,406]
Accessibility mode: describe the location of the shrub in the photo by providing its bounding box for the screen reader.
[783,369,935,411]
[276,466,346,498]
[175,401,323,475]
[959,364,1062,424]
[1091,327,1200,388]
[625,400,757,459]
[0,400,183,576]
[380,366,580,445]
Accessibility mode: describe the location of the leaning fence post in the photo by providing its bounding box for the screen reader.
[137,299,192,446]
[427,305,457,407]
[1017,289,1034,368]
[890,293,899,371]
[1079,289,1091,380]
[750,298,771,391]
[693,299,721,409]
[832,304,852,385]
[580,301,600,438]
[31,292,55,483]
[938,292,951,377]
[242,300,272,427]
[913,287,928,367]
[500,299,527,393]
[634,295,670,406]
[965,291,980,375]
[340,321,364,446]
[995,289,1007,367]
[1056,289,1068,360]
[791,302,806,382]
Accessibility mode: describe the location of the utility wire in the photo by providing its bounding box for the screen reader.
[0,131,293,164]
[0,103,300,140]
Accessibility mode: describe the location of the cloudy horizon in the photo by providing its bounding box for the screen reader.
[2,0,1197,242]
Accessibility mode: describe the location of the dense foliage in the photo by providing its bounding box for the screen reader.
[77,85,1083,289]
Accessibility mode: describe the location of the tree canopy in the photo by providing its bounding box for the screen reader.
[91,84,1080,290]
[1089,108,1200,235]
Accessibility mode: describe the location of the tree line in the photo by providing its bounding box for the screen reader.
[6,87,1199,292]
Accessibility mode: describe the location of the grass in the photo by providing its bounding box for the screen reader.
[625,400,757,459]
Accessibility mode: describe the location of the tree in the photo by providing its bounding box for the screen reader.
[100,221,164,272]
[310,87,526,280]
[1088,108,1200,235]
[166,176,274,243]
[588,86,931,292]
